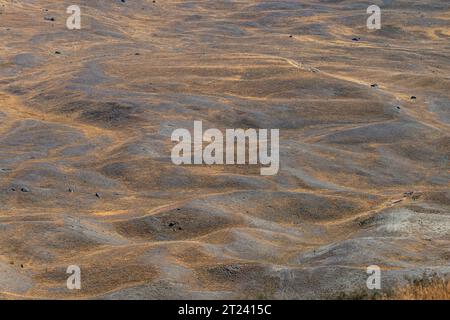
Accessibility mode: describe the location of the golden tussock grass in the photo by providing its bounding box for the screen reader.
[384,276,450,300]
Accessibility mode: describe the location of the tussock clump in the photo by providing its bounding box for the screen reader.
[384,274,450,300]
